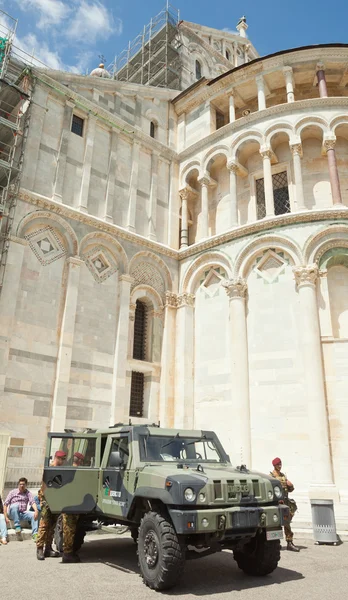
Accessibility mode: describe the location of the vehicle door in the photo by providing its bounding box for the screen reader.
[43,434,99,513]
[99,433,131,520]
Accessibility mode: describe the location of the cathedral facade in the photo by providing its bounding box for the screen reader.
[1,16,348,530]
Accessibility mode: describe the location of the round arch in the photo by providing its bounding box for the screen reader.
[16,210,78,256]
[79,231,128,273]
[181,251,233,293]
[180,160,201,188]
[304,224,348,264]
[295,116,329,138]
[129,250,173,292]
[130,284,164,312]
[202,145,230,172]
[234,234,303,278]
[265,122,293,147]
[231,130,263,161]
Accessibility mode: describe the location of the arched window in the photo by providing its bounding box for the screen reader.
[150,121,156,139]
[225,49,231,61]
[195,59,202,80]
[133,300,147,360]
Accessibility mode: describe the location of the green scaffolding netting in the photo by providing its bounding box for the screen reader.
[0,37,8,67]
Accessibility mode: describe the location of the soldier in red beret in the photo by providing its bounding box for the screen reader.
[73,452,84,467]
[36,450,67,560]
[271,457,299,552]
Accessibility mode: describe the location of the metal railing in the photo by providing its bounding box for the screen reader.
[5,445,45,489]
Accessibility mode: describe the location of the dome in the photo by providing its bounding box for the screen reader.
[89,63,111,78]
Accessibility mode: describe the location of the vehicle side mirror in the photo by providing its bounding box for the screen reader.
[109,450,124,468]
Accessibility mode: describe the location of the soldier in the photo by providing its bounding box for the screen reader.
[270,457,300,552]
[36,450,67,560]
[61,452,84,563]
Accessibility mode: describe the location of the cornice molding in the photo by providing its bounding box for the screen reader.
[18,189,178,259]
[174,46,348,115]
[178,97,348,160]
[18,189,348,264]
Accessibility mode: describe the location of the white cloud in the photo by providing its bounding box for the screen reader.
[15,0,68,29]
[66,1,122,43]
[15,32,64,70]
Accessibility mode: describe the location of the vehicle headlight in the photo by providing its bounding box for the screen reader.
[199,492,206,502]
[273,485,282,499]
[268,490,274,500]
[184,487,196,502]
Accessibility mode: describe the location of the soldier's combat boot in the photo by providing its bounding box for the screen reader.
[36,547,45,561]
[287,541,300,552]
[44,545,60,558]
[61,552,81,563]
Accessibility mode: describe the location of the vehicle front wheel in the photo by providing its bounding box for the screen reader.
[137,510,185,590]
[233,531,280,576]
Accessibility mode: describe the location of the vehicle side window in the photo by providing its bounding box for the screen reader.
[108,437,129,467]
[49,437,96,467]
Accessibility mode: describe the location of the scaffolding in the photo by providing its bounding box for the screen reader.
[110,2,182,90]
[0,9,33,293]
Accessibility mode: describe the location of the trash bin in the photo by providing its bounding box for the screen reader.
[310,499,338,544]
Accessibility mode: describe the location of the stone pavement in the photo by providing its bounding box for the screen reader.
[1,532,347,600]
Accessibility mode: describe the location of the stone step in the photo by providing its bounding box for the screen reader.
[6,528,34,542]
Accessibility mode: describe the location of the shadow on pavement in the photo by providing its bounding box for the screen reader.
[80,536,304,595]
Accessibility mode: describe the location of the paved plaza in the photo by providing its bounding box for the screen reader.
[1,533,346,599]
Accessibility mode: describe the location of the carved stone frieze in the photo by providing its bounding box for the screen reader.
[222,277,248,299]
[177,293,195,308]
[293,264,319,287]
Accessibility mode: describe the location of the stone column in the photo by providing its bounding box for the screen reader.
[283,67,295,103]
[197,175,210,239]
[179,188,190,248]
[256,75,266,111]
[223,278,251,467]
[51,257,84,431]
[126,142,140,232]
[159,293,177,427]
[0,237,27,392]
[317,63,328,98]
[167,161,180,248]
[260,148,274,217]
[229,94,236,122]
[290,143,306,211]
[148,151,159,241]
[227,160,239,227]
[110,274,133,425]
[21,87,48,191]
[53,101,74,203]
[324,138,343,206]
[293,265,334,490]
[174,293,195,428]
[77,115,97,212]
[103,130,118,223]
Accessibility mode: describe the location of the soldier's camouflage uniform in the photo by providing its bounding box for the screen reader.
[62,513,79,554]
[270,469,297,542]
[36,489,58,550]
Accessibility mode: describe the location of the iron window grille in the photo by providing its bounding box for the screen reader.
[130,371,145,417]
[272,171,290,215]
[256,177,266,220]
[71,115,84,137]
[133,300,147,360]
[195,60,202,80]
[150,121,156,138]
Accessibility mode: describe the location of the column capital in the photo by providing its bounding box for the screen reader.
[179,187,192,202]
[223,277,248,299]
[165,291,178,307]
[283,66,293,77]
[177,292,195,308]
[316,61,325,72]
[226,159,239,173]
[293,264,319,287]
[255,74,265,87]
[67,256,84,267]
[323,137,336,152]
[290,143,303,157]
[198,173,212,187]
[119,274,134,284]
[260,147,273,160]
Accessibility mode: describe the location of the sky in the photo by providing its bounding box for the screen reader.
[0,0,347,74]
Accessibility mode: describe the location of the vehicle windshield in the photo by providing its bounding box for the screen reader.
[139,435,224,463]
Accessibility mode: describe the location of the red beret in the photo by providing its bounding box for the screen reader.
[55,450,67,458]
[272,457,281,466]
[74,452,84,461]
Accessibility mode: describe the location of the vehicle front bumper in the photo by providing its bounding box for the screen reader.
[169,504,289,535]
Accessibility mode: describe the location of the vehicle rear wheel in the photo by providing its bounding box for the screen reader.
[137,510,185,590]
[233,531,280,576]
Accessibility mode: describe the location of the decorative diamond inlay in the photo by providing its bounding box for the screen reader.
[200,267,226,298]
[82,246,118,283]
[25,226,66,266]
[254,249,288,283]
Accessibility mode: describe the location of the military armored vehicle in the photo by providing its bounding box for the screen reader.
[43,424,289,590]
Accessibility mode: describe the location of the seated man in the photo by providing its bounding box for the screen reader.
[3,477,39,541]
[0,494,8,545]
